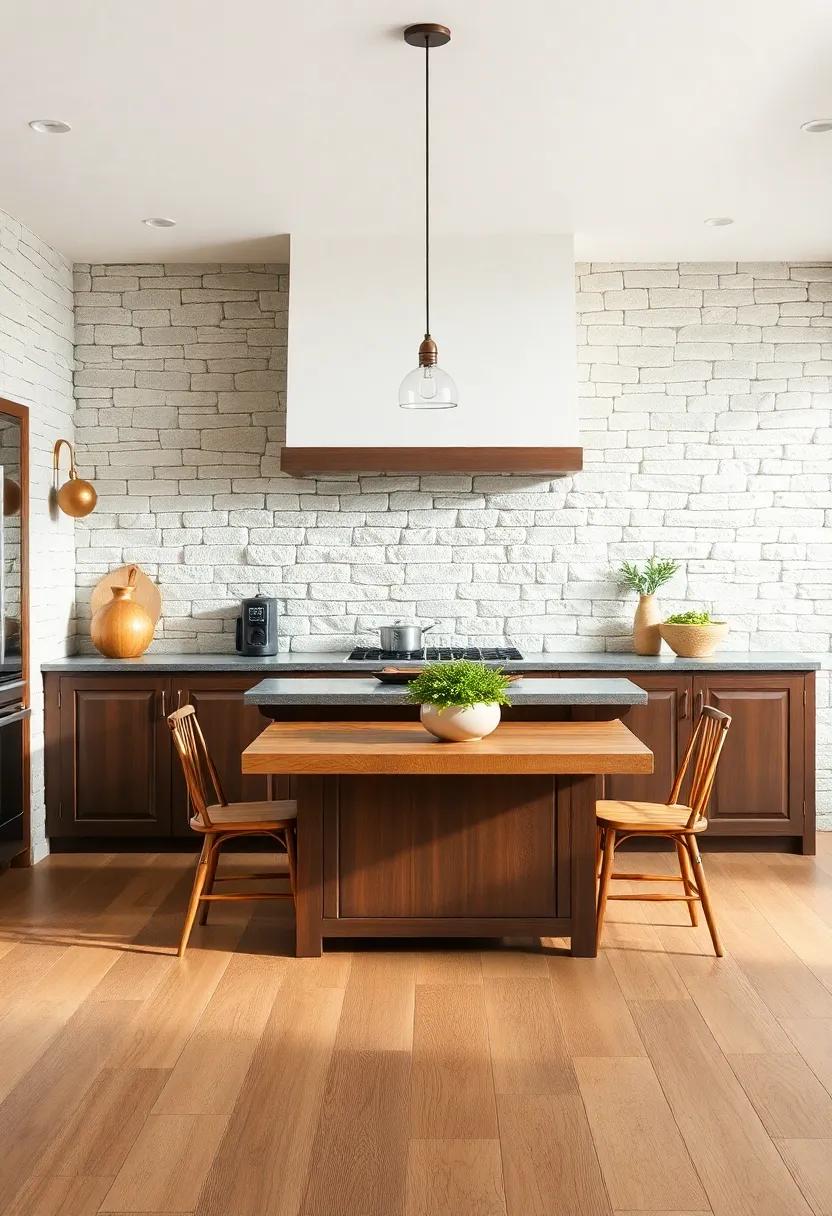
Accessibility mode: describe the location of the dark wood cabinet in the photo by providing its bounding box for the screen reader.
[43,665,816,853]
[603,675,693,805]
[53,676,172,838]
[689,674,807,841]
[591,670,812,853]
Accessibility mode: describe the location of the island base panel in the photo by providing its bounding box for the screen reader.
[294,772,599,957]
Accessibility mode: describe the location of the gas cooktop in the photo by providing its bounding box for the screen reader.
[347,646,524,662]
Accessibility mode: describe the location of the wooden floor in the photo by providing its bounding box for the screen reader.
[0,842,831,1216]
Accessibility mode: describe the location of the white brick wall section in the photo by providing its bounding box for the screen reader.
[73,261,832,830]
[0,209,76,860]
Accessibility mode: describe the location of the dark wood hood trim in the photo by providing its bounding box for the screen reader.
[280,447,583,475]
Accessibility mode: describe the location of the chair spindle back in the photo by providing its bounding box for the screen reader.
[667,706,731,830]
[166,705,227,827]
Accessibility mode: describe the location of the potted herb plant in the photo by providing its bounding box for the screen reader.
[660,611,729,658]
[617,557,680,655]
[407,659,513,742]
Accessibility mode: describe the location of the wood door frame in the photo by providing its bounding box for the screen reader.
[0,398,30,865]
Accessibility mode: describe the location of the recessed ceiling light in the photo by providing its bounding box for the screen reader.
[28,119,71,134]
[142,217,177,228]
[801,118,832,133]
[704,216,734,227]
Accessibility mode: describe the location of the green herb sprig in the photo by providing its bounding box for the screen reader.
[665,610,719,625]
[407,660,512,710]
[617,557,680,596]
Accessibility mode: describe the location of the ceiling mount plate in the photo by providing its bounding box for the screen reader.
[404,23,451,48]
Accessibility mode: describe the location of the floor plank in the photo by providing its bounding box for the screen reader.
[196,976,343,1216]
[100,1113,227,1213]
[484,978,573,1096]
[1,1174,112,1216]
[776,1139,832,1216]
[300,1048,411,1216]
[574,1055,707,1212]
[405,1139,506,1216]
[0,998,141,1204]
[631,998,814,1216]
[781,1017,832,1096]
[728,1052,832,1139]
[152,927,287,1115]
[39,1067,169,1180]
[410,984,498,1139]
[497,1092,612,1216]
[671,953,795,1054]
[548,953,645,1057]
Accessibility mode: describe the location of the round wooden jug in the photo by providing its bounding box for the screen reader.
[90,565,154,658]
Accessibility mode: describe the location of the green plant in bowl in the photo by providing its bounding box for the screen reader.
[660,610,729,658]
[665,610,718,625]
[408,660,512,742]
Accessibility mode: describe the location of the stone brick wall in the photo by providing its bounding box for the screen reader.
[73,261,831,825]
[0,209,76,859]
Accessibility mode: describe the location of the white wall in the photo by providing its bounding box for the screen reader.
[73,258,831,830]
[0,209,75,860]
[287,233,578,446]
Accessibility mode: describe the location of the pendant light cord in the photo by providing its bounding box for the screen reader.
[424,34,430,339]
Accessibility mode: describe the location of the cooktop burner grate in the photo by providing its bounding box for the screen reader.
[347,646,524,662]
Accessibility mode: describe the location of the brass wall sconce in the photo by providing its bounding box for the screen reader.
[52,439,97,518]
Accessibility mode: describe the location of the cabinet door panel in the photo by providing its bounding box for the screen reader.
[603,675,692,804]
[56,677,171,837]
[170,677,277,836]
[692,675,804,834]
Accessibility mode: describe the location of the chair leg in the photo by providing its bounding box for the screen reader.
[687,835,723,957]
[284,824,297,902]
[179,836,211,957]
[675,836,699,926]
[199,835,221,926]
[595,828,616,951]
[596,825,605,879]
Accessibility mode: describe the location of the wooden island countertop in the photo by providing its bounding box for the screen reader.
[242,718,653,776]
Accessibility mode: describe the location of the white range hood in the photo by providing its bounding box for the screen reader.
[282,230,580,474]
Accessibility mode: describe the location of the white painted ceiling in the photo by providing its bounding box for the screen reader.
[1,0,830,262]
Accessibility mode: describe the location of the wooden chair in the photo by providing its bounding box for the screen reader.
[167,704,297,957]
[595,705,731,956]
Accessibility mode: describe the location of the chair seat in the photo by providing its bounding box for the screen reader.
[596,799,705,832]
[192,799,298,831]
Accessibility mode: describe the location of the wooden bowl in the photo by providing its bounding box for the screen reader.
[659,621,729,658]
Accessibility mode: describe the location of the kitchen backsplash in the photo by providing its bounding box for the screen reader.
[72,260,831,818]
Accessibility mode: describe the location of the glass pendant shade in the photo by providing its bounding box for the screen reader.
[398,363,458,409]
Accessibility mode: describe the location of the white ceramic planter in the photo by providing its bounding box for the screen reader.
[420,702,501,742]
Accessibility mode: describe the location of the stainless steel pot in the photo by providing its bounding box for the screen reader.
[378,621,435,652]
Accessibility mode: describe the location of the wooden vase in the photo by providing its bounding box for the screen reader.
[633,594,661,655]
[90,565,154,658]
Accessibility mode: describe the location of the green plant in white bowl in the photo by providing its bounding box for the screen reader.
[407,659,512,742]
[617,556,680,655]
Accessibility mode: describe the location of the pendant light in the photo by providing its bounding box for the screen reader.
[399,23,458,410]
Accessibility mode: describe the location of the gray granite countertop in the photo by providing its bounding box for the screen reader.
[41,650,822,673]
[244,676,648,707]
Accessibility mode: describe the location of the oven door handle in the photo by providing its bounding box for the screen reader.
[0,707,30,728]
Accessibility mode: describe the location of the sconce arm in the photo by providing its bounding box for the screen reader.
[53,438,78,481]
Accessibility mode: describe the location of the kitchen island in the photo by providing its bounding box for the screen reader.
[242,677,651,956]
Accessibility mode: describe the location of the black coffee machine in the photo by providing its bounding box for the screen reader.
[235,595,279,656]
